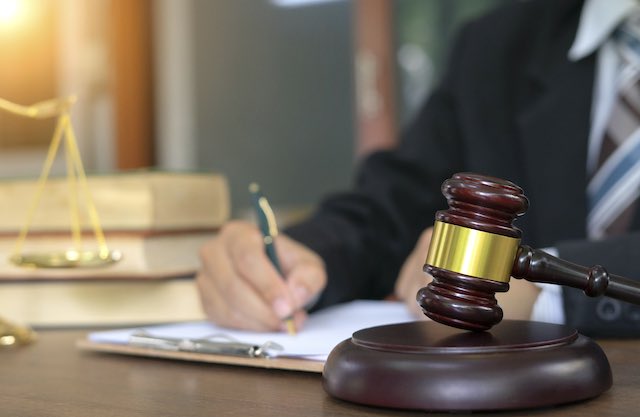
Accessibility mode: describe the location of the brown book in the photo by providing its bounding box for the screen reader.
[0,231,213,327]
[0,170,230,234]
[1,276,206,328]
[0,170,229,327]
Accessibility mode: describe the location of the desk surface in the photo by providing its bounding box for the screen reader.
[2,329,638,417]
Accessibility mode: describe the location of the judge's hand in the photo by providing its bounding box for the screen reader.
[393,226,542,320]
[196,221,326,332]
[394,227,434,319]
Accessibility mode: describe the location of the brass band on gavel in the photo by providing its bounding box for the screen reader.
[425,221,520,283]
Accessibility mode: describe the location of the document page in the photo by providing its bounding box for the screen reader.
[88,300,416,361]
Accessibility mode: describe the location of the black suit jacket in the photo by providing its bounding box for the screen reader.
[287,0,640,337]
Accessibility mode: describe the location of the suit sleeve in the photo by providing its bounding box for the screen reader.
[284,26,478,311]
[556,233,640,337]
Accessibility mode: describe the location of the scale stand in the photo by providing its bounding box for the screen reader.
[0,96,120,268]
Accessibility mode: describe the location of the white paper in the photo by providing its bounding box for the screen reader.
[88,300,416,361]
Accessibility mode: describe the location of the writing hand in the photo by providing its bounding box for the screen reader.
[196,220,327,332]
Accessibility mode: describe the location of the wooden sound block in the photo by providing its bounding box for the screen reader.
[323,320,612,411]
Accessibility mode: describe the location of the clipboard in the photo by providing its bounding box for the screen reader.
[77,300,416,373]
[77,332,325,372]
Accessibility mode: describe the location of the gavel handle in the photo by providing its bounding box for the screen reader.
[512,245,640,305]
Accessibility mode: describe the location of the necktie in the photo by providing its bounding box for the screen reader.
[588,21,640,239]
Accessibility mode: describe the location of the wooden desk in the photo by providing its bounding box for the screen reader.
[2,329,638,417]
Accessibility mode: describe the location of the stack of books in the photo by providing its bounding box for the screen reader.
[0,171,230,327]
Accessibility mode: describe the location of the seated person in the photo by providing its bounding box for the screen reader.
[196,0,640,337]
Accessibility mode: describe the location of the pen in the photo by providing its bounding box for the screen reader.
[249,183,297,335]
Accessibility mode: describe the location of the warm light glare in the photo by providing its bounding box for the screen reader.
[0,0,24,27]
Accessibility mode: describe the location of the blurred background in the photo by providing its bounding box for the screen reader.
[0,0,504,222]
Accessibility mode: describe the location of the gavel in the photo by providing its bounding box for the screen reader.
[419,172,640,331]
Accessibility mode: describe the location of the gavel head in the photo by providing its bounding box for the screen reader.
[418,172,529,331]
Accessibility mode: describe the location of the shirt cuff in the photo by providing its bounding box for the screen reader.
[529,247,566,324]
